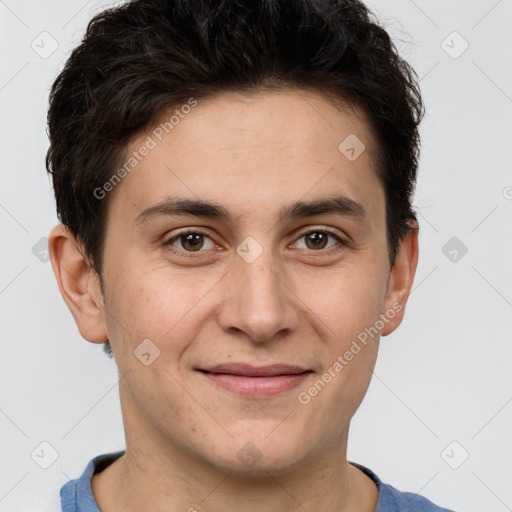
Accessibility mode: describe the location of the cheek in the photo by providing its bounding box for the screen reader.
[300,261,386,395]
[301,261,388,340]
[103,261,217,362]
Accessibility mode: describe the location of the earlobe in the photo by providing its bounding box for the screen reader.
[48,224,108,344]
[381,223,419,336]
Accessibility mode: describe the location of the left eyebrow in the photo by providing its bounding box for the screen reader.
[278,195,369,224]
[134,194,370,227]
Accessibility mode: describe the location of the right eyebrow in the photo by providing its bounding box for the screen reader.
[134,197,231,227]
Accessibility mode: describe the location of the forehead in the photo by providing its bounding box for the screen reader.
[107,89,384,230]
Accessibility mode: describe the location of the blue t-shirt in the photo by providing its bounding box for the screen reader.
[60,451,455,511]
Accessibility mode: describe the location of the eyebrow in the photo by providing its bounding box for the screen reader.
[134,194,369,227]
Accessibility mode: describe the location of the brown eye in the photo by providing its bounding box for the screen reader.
[294,230,345,252]
[179,233,205,251]
[164,231,216,253]
[304,231,328,250]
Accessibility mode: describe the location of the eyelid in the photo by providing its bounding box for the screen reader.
[163,226,348,255]
[289,226,347,251]
[163,228,219,255]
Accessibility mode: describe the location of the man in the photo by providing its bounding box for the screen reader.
[46,0,455,510]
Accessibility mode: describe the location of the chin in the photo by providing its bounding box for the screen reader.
[210,452,307,478]
[199,432,312,477]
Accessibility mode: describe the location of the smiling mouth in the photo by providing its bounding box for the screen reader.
[197,363,313,396]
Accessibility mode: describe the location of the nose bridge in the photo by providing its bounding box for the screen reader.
[217,236,299,343]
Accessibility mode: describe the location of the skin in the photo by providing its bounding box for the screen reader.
[49,89,419,512]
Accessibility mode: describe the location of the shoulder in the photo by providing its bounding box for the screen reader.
[378,481,456,511]
[350,462,456,512]
[60,451,125,512]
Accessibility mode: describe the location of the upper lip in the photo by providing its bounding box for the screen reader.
[198,363,311,377]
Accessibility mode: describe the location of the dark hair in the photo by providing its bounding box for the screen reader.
[46,0,424,357]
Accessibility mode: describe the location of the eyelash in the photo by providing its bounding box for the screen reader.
[162,228,347,257]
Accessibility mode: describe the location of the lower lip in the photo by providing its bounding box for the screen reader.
[200,372,312,397]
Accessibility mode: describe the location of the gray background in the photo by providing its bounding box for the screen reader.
[1,1,511,510]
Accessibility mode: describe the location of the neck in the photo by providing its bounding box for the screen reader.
[91,389,378,512]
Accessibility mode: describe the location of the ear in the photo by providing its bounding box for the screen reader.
[48,224,108,344]
[381,223,419,336]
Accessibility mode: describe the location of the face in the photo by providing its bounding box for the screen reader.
[56,89,416,475]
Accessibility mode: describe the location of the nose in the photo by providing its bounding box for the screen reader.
[215,244,300,343]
